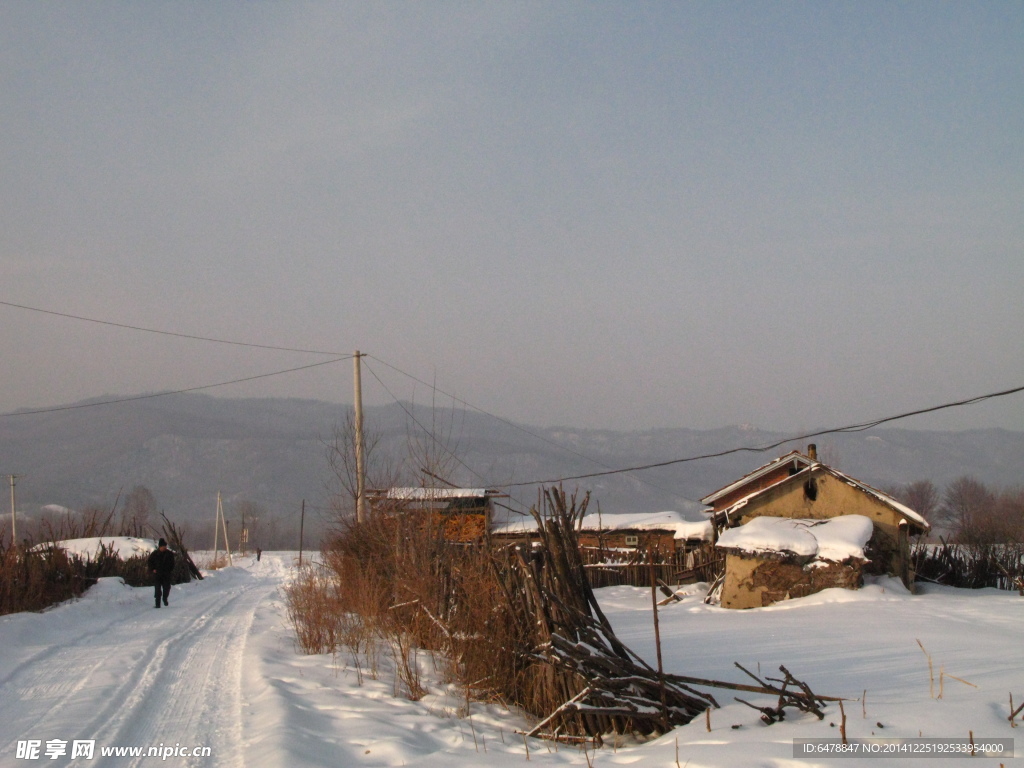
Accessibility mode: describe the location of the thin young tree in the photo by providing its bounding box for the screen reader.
[324,409,398,526]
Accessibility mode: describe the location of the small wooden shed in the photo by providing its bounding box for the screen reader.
[367,487,505,543]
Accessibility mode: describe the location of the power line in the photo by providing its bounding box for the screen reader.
[369,355,603,462]
[362,360,531,516]
[0,356,353,417]
[0,299,346,356]
[362,360,489,487]
[367,354,696,504]
[498,383,1024,488]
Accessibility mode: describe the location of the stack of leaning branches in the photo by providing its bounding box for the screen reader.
[495,487,840,743]
[497,488,716,742]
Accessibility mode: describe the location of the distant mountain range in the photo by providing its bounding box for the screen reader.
[2,394,1022,531]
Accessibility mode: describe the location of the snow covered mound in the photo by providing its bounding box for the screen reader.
[34,536,159,561]
[716,515,874,562]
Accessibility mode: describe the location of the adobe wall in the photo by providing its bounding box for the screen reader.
[720,552,863,609]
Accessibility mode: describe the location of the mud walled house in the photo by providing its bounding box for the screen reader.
[700,445,930,609]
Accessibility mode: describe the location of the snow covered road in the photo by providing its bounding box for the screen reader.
[0,556,288,768]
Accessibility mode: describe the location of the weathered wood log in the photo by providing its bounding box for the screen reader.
[735,696,783,724]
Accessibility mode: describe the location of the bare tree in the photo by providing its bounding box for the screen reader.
[887,480,941,532]
[943,476,997,546]
[403,395,467,488]
[324,410,398,525]
[993,486,1024,543]
[120,486,157,535]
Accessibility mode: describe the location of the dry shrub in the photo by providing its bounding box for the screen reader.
[198,552,231,571]
[0,544,89,615]
[0,542,165,615]
[303,505,529,704]
[284,565,347,655]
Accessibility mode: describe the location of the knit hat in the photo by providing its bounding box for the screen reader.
[158,538,167,547]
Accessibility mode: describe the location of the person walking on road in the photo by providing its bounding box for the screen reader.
[148,538,175,608]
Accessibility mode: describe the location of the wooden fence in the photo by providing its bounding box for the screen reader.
[579,543,723,589]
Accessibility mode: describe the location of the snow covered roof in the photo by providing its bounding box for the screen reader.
[379,487,496,501]
[716,515,874,562]
[711,461,930,531]
[492,510,713,541]
[34,537,159,560]
[826,467,929,529]
[700,450,813,506]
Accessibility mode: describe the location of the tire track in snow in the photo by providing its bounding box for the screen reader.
[0,603,226,747]
[89,582,272,768]
[0,567,284,768]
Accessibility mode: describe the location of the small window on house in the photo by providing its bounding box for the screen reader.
[803,478,818,501]
[624,535,639,547]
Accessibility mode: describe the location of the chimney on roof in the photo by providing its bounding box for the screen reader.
[807,443,817,461]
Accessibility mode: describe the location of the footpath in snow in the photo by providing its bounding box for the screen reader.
[0,555,1020,767]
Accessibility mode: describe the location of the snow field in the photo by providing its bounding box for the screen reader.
[0,555,1020,767]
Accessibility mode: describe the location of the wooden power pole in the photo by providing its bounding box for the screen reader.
[212,491,233,568]
[298,498,306,566]
[354,350,366,524]
[7,474,21,543]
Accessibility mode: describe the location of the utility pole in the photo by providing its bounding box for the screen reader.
[212,491,221,560]
[298,499,306,566]
[353,350,366,524]
[213,491,233,568]
[220,495,232,567]
[7,474,21,543]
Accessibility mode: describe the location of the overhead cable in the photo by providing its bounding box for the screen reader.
[497,383,1024,488]
[367,354,696,504]
[0,356,353,417]
[0,299,346,356]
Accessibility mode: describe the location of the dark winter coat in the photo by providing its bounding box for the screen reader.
[148,547,175,578]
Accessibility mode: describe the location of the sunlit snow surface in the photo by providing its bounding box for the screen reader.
[716,515,874,562]
[0,554,1019,767]
[34,536,158,560]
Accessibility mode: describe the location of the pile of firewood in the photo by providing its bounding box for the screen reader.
[499,489,716,740]
[497,487,838,742]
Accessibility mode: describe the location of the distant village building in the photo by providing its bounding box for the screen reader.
[701,445,930,609]
[493,510,716,587]
[367,487,505,543]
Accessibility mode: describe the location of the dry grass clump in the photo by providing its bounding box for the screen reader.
[285,503,530,704]
[197,552,231,571]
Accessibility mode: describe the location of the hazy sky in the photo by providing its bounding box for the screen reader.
[2,2,1022,432]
